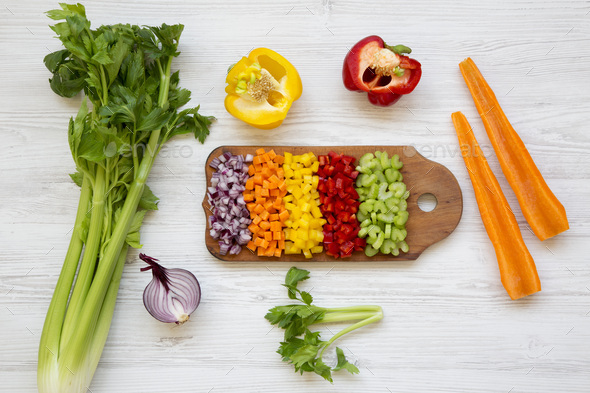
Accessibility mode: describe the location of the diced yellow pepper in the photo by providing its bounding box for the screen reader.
[294,238,306,249]
[311,206,322,219]
[298,219,309,230]
[297,229,309,240]
[311,245,323,254]
[282,150,324,257]
[284,152,293,165]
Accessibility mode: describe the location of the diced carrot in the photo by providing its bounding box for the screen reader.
[263,201,273,211]
[246,241,256,252]
[252,174,263,185]
[246,150,288,257]
[262,168,273,178]
[270,221,282,232]
[264,247,275,257]
[273,197,283,208]
[279,210,289,222]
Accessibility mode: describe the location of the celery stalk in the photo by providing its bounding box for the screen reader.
[38,5,213,392]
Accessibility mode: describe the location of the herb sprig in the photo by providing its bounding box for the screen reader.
[265,267,383,382]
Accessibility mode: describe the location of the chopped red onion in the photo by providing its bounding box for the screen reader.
[139,254,201,325]
[207,152,253,255]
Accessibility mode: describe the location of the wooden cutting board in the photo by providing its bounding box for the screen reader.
[203,146,463,261]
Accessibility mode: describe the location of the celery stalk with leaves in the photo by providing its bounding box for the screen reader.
[265,267,383,382]
[38,4,213,393]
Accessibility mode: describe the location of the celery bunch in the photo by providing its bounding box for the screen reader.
[38,4,213,392]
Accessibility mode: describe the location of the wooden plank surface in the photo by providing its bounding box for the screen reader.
[203,145,463,261]
[0,0,589,392]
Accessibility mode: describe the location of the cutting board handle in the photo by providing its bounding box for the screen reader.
[402,146,463,251]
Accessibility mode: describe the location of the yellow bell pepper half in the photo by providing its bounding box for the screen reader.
[225,48,302,129]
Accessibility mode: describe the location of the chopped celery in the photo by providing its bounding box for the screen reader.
[365,244,379,257]
[354,150,410,257]
[372,232,385,249]
[391,154,403,169]
[377,212,395,224]
[357,210,368,223]
[380,239,395,254]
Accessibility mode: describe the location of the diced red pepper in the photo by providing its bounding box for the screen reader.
[319,151,363,258]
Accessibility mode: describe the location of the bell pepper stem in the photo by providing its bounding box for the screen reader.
[384,43,412,55]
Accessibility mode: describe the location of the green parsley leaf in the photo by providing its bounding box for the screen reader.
[139,185,159,211]
[332,347,359,374]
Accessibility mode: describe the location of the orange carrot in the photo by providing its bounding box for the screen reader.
[244,149,288,257]
[452,111,541,300]
[459,58,568,241]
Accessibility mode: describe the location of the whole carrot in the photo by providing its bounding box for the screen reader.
[452,111,541,300]
[459,58,568,241]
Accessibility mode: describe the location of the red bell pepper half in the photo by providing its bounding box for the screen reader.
[343,35,422,106]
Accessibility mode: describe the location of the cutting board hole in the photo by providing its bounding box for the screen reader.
[417,193,438,212]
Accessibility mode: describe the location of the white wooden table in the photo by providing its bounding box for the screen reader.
[1,1,589,392]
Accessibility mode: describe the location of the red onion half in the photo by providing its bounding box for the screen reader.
[139,253,201,324]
